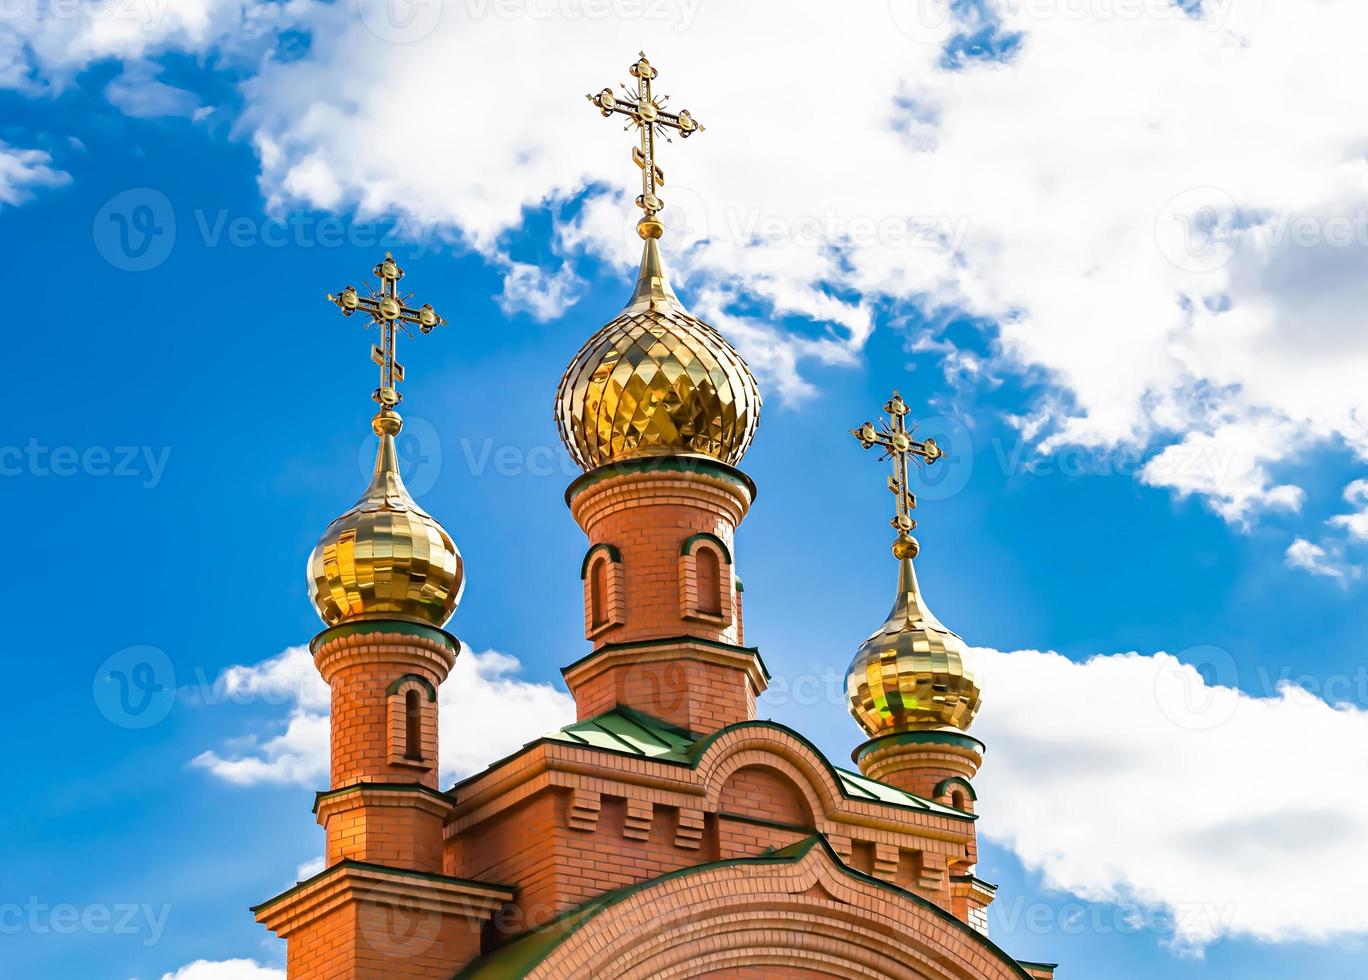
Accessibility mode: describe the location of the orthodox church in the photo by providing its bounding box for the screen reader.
[253,55,1058,980]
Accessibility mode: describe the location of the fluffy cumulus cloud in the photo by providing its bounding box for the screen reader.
[191,644,574,786]
[215,0,1368,527]
[0,141,68,207]
[0,0,279,91]
[9,0,1368,527]
[973,645,1368,950]
[159,960,283,980]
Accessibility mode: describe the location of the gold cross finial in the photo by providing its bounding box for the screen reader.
[327,252,446,412]
[588,52,704,241]
[852,391,945,560]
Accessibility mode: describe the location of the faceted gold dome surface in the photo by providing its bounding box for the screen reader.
[308,411,464,628]
[847,555,981,737]
[555,238,761,471]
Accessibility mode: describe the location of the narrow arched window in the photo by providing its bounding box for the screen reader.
[697,547,722,615]
[404,688,423,761]
[590,557,608,628]
[951,789,966,811]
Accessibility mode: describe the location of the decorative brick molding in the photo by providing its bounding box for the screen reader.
[675,808,705,850]
[562,637,768,734]
[496,837,1031,980]
[315,784,451,873]
[950,875,998,938]
[580,543,625,639]
[873,842,899,882]
[566,459,753,651]
[254,861,511,980]
[855,731,984,803]
[678,532,735,626]
[386,676,436,772]
[623,798,654,840]
[568,788,602,833]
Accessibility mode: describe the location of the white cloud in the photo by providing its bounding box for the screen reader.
[159,960,283,980]
[0,142,68,207]
[499,258,583,321]
[214,0,1368,528]
[295,855,325,880]
[0,0,276,92]
[1280,536,1346,583]
[1328,479,1368,541]
[192,644,574,786]
[105,63,202,119]
[973,645,1368,950]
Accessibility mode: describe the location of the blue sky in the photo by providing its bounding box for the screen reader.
[6,1,1368,977]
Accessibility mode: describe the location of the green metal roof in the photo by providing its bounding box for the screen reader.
[543,707,967,819]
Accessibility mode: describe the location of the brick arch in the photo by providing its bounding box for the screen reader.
[519,839,1029,980]
[695,725,851,825]
[718,764,815,828]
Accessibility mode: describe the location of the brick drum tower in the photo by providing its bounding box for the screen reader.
[254,54,1057,980]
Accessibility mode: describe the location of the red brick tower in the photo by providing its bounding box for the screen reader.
[554,231,767,735]
[254,255,511,979]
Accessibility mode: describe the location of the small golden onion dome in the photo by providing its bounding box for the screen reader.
[555,236,762,471]
[308,409,464,628]
[847,544,981,737]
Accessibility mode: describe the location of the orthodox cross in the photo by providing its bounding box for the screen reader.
[852,392,944,556]
[327,252,445,409]
[588,52,704,238]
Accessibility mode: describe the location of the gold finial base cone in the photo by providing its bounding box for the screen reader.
[637,215,665,239]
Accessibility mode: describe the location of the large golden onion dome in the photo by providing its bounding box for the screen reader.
[308,409,464,628]
[847,543,981,738]
[555,235,762,471]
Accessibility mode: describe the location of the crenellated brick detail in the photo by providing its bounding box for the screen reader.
[623,798,654,840]
[873,842,899,882]
[675,808,705,850]
[568,788,602,832]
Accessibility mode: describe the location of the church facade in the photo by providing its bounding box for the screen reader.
[253,55,1057,980]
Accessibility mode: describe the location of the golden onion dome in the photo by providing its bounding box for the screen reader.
[555,235,761,471]
[308,409,464,628]
[847,543,981,738]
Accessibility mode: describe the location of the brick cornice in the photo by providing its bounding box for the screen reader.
[567,462,754,532]
[253,861,513,939]
[446,722,975,850]
[314,782,454,823]
[312,624,458,686]
[561,636,769,695]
